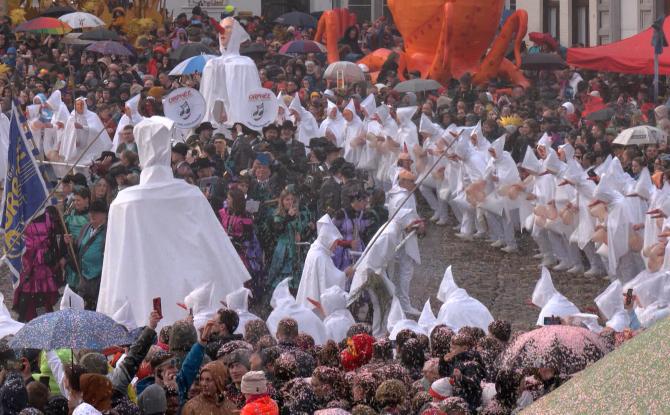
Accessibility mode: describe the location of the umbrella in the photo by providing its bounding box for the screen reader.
[79,28,120,41]
[61,33,94,46]
[525,317,670,414]
[86,41,134,56]
[40,5,76,17]
[240,43,268,57]
[14,17,72,35]
[324,61,365,83]
[498,325,607,376]
[9,309,133,350]
[585,107,615,122]
[59,12,105,29]
[274,11,317,28]
[520,53,568,70]
[170,43,217,61]
[613,125,668,146]
[279,40,327,54]
[393,79,443,93]
[169,54,217,76]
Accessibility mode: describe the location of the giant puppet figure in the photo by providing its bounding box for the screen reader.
[200,17,262,127]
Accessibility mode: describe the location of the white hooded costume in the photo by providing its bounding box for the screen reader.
[595,280,631,332]
[289,94,320,148]
[60,97,112,165]
[0,293,23,338]
[96,117,250,328]
[320,285,356,342]
[112,94,143,152]
[296,214,347,309]
[266,278,328,344]
[531,267,580,326]
[226,287,262,335]
[342,99,365,167]
[200,18,262,127]
[435,265,494,332]
[0,112,9,182]
[387,296,427,340]
[319,100,346,145]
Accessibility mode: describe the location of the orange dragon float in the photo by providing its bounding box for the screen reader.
[317,1,529,88]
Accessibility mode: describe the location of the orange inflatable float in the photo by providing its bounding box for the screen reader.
[315,8,357,64]
[355,0,530,87]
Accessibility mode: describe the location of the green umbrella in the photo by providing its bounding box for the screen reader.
[525,317,670,414]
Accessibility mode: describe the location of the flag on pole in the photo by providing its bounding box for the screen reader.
[1,100,51,285]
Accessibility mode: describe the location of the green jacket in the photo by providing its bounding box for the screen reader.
[76,223,106,280]
[64,211,89,288]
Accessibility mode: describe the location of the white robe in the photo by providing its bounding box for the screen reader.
[296,215,346,309]
[112,94,143,152]
[320,286,355,342]
[96,117,250,329]
[267,279,328,344]
[200,19,261,127]
[60,98,111,164]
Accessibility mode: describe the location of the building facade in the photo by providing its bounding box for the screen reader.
[516,0,669,47]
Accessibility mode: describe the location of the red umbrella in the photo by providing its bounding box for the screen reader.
[14,17,72,35]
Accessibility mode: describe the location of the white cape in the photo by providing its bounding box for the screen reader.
[97,117,250,328]
[60,98,111,164]
[200,18,261,127]
[266,278,328,344]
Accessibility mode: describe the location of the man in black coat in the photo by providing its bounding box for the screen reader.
[317,157,346,217]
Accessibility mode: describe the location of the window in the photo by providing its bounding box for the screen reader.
[572,0,590,46]
[543,0,560,40]
[349,0,373,23]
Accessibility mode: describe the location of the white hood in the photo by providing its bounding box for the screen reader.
[437,265,458,303]
[521,146,543,175]
[0,293,24,338]
[219,17,250,56]
[489,134,506,160]
[60,285,85,310]
[112,300,137,331]
[532,267,558,308]
[595,279,624,320]
[226,287,252,311]
[360,93,376,118]
[134,117,174,185]
[387,296,427,340]
[418,299,438,334]
[320,285,349,316]
[316,214,342,250]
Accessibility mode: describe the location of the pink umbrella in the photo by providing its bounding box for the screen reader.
[498,325,609,376]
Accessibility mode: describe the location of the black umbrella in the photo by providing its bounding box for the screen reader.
[240,43,267,57]
[274,11,317,28]
[80,28,120,41]
[521,53,568,71]
[40,5,75,17]
[170,43,217,61]
[586,107,616,122]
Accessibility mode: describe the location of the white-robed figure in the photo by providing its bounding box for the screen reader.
[200,17,261,127]
[267,278,327,344]
[531,267,580,326]
[319,100,346,145]
[97,117,250,328]
[320,285,356,342]
[296,214,347,309]
[27,93,57,156]
[342,99,365,168]
[289,94,320,148]
[112,94,143,152]
[225,287,261,335]
[435,265,494,332]
[349,208,420,336]
[60,97,111,166]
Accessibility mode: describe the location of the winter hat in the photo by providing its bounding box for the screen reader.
[138,384,167,415]
[240,371,268,394]
[429,378,453,401]
[80,353,108,375]
[223,348,251,369]
[168,321,197,356]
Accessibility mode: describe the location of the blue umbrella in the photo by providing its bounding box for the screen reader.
[168,54,217,76]
[9,309,133,350]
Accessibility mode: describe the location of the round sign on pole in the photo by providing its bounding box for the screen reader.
[244,88,279,131]
[162,87,206,129]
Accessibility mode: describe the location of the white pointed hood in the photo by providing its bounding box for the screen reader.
[134,117,174,185]
[343,99,358,119]
[536,293,580,326]
[595,279,624,320]
[419,114,442,138]
[558,142,575,161]
[360,93,376,119]
[436,287,494,333]
[537,133,552,149]
[316,214,342,250]
[437,265,458,303]
[46,89,63,110]
[489,134,506,160]
[521,146,542,174]
[418,299,438,334]
[270,278,295,309]
[633,167,653,200]
[184,281,215,315]
[396,106,418,126]
[543,149,564,175]
[60,285,85,310]
[112,301,137,331]
[320,285,349,316]
[387,296,427,340]
[531,267,558,308]
[226,287,252,311]
[219,17,250,56]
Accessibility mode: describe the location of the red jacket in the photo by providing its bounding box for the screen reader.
[240,395,279,415]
